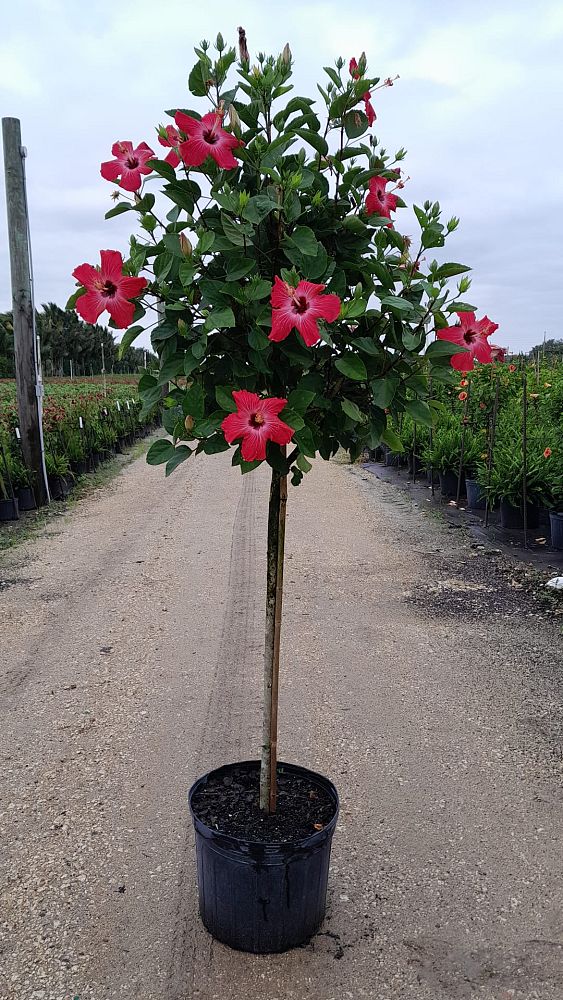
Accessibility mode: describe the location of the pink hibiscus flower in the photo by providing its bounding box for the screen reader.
[269,276,341,347]
[363,92,376,125]
[365,176,398,225]
[221,390,294,462]
[72,250,147,329]
[158,125,181,168]
[436,313,498,372]
[349,57,360,79]
[175,110,242,170]
[489,344,506,363]
[100,141,155,192]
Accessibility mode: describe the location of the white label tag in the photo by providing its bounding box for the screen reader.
[79,416,84,429]
[116,400,121,411]
[15,426,21,440]
[126,400,130,410]
[103,408,108,415]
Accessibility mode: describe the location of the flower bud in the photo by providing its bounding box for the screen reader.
[282,43,292,65]
[179,233,193,257]
[216,32,225,51]
[185,415,195,431]
[228,103,242,135]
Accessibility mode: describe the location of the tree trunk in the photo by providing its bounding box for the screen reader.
[259,460,288,813]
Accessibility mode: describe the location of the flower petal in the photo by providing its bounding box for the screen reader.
[451,351,473,372]
[232,389,260,415]
[100,160,121,183]
[269,308,296,343]
[107,294,134,329]
[72,262,98,287]
[75,290,105,324]
[179,138,209,167]
[241,430,266,462]
[295,313,320,347]
[119,276,147,299]
[100,250,124,282]
[221,411,250,443]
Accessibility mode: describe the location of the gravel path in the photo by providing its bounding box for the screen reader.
[1,451,562,1000]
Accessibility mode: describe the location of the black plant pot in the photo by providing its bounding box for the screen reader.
[407,454,425,477]
[16,486,36,511]
[189,760,339,954]
[549,511,563,550]
[439,470,466,499]
[426,468,440,486]
[48,474,63,500]
[466,478,486,510]
[499,499,540,530]
[0,497,19,521]
[384,449,402,468]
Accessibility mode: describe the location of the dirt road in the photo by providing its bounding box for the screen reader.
[1,450,562,1000]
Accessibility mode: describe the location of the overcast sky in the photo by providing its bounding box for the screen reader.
[1,0,562,353]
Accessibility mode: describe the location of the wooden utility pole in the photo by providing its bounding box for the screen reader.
[2,118,48,504]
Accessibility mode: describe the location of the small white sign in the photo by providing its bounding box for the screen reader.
[116,400,121,411]
[103,407,108,415]
[126,400,130,410]
[15,426,21,440]
[79,416,84,429]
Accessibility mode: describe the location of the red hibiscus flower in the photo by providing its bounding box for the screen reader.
[221,390,294,462]
[365,176,398,226]
[509,363,517,372]
[72,250,147,329]
[158,125,181,168]
[349,57,360,79]
[269,276,341,347]
[489,343,506,363]
[363,92,376,125]
[543,447,552,458]
[458,391,468,401]
[175,110,242,170]
[436,312,498,372]
[100,141,155,192]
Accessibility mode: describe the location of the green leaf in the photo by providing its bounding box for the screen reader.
[335,355,367,381]
[248,327,270,350]
[147,438,175,466]
[323,65,342,88]
[226,257,256,281]
[278,406,305,431]
[446,301,477,313]
[341,398,364,422]
[105,202,132,220]
[381,427,404,452]
[260,135,298,170]
[343,298,366,319]
[221,213,253,246]
[197,231,215,254]
[354,337,381,356]
[286,225,318,256]
[184,351,200,376]
[425,340,468,360]
[203,434,230,455]
[66,287,86,310]
[380,295,415,315]
[296,454,312,473]
[242,194,279,224]
[179,262,196,286]
[165,445,192,476]
[204,306,236,331]
[434,262,471,280]
[148,158,178,182]
[291,128,328,156]
[183,385,205,422]
[405,398,434,427]
[371,377,399,408]
[215,386,237,412]
[294,426,316,457]
[287,389,316,413]
[343,109,369,140]
[188,61,210,97]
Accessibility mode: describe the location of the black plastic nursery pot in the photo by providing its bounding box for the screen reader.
[465,478,486,510]
[0,497,19,521]
[189,760,339,954]
[16,486,36,511]
[439,469,466,499]
[499,499,540,530]
[549,511,563,550]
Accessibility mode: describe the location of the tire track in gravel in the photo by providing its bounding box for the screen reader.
[166,469,266,1000]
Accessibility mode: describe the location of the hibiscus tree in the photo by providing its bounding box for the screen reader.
[70,34,498,813]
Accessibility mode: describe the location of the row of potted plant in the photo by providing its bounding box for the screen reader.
[0,378,159,519]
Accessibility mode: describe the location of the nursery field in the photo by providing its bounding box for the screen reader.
[0,376,158,505]
[384,357,563,547]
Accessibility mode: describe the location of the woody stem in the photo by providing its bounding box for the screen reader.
[259,454,288,814]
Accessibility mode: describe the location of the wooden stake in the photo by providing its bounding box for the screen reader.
[2,118,47,505]
[522,373,528,549]
[260,457,288,814]
[456,380,471,505]
[484,378,500,528]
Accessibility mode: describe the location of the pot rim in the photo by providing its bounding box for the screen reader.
[189,759,339,854]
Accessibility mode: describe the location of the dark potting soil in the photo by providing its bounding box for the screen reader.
[191,764,336,843]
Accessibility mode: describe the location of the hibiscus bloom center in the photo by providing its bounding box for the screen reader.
[463,328,477,344]
[250,412,265,427]
[377,190,384,202]
[291,295,309,315]
[203,129,219,145]
[102,280,117,298]
[126,156,140,168]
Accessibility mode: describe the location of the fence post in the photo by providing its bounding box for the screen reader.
[2,117,48,505]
